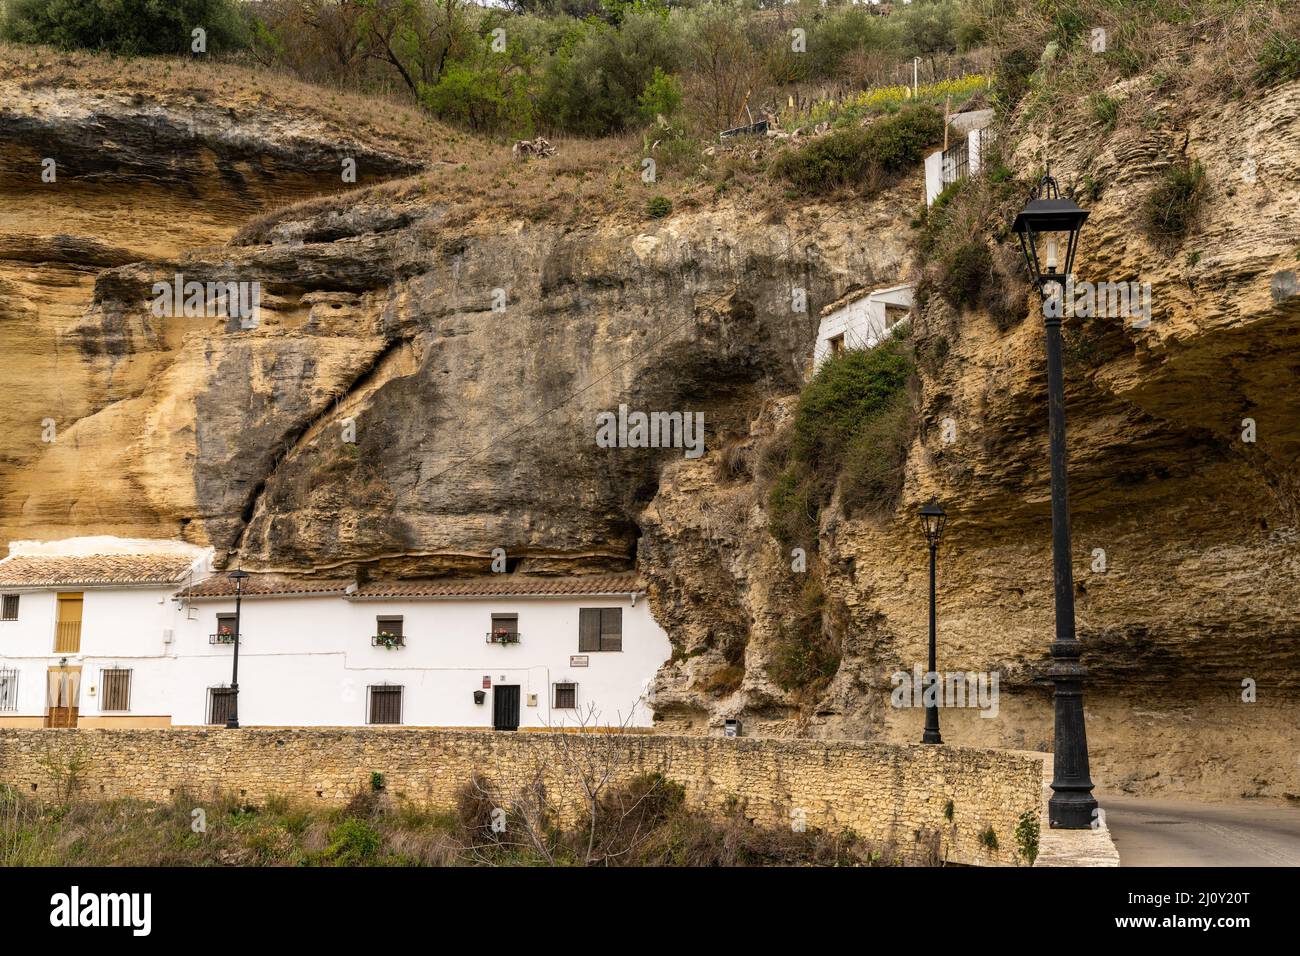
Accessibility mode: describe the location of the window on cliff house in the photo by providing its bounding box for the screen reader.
[368,685,403,725]
[0,669,17,711]
[553,682,577,709]
[490,613,518,643]
[101,669,132,712]
[215,613,237,643]
[376,616,404,643]
[208,686,236,725]
[828,334,845,355]
[1,594,18,621]
[578,608,622,652]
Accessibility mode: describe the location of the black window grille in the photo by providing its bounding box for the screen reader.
[1,594,17,621]
[554,683,577,709]
[101,668,132,711]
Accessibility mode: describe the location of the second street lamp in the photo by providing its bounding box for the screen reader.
[919,499,946,745]
[1012,168,1098,829]
[225,567,249,729]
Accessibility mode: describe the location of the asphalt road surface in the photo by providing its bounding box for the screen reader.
[1102,795,1300,866]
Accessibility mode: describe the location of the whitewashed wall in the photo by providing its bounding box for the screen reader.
[812,284,914,371]
[0,586,180,719]
[1,587,672,729]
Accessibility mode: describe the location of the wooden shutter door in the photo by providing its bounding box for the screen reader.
[601,607,622,651]
[579,608,601,652]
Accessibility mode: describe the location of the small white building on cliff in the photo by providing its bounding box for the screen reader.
[0,538,669,731]
[812,283,914,372]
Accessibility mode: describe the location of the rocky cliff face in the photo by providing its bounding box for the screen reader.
[642,76,1300,801]
[0,52,916,576]
[2,50,1296,801]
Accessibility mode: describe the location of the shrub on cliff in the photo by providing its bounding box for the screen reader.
[1254,30,1300,85]
[767,336,915,548]
[2,0,248,55]
[1143,160,1205,252]
[770,105,944,195]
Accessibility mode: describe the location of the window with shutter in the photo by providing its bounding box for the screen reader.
[554,683,577,709]
[368,685,403,725]
[101,668,131,711]
[208,687,236,725]
[1,594,18,621]
[214,613,237,644]
[600,607,622,652]
[376,616,404,638]
[578,607,623,651]
[579,608,601,652]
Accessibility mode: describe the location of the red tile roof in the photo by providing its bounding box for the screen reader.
[178,572,643,599]
[352,573,643,599]
[180,574,350,599]
[0,554,198,588]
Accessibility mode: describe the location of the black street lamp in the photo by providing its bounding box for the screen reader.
[225,568,249,729]
[919,499,946,745]
[1012,169,1097,829]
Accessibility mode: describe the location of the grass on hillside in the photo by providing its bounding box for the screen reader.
[0,41,461,164]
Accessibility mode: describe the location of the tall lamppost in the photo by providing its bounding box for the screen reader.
[919,500,947,745]
[1011,169,1097,829]
[225,568,248,729]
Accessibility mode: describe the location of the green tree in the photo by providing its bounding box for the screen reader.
[1,0,248,55]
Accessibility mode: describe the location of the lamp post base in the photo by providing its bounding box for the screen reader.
[1047,646,1097,829]
[921,727,943,745]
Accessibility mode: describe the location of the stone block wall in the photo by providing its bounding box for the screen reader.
[0,729,1045,865]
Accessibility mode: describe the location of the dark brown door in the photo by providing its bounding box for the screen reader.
[493,685,520,731]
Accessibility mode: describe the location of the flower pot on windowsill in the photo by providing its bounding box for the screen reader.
[487,631,520,645]
[372,632,405,649]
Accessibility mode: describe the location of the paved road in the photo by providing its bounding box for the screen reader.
[1102,795,1300,866]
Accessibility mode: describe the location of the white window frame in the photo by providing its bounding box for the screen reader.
[553,682,578,710]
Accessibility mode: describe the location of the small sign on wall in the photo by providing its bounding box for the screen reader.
[482,676,491,689]
[569,655,589,668]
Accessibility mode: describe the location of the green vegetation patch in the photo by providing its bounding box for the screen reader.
[768,335,915,550]
[770,106,944,196]
[1143,160,1205,252]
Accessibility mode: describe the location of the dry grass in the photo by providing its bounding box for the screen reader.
[233,127,797,242]
[0,779,912,867]
[0,42,458,162]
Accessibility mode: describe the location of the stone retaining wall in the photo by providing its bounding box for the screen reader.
[0,728,1045,865]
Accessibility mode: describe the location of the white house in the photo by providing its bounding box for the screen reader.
[812,283,914,371]
[924,108,995,206]
[0,538,671,731]
[0,537,211,728]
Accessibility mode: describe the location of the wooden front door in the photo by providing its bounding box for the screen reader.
[45,666,81,728]
[492,685,520,731]
[55,592,83,653]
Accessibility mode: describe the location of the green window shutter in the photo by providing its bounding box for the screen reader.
[600,607,622,652]
[579,608,601,652]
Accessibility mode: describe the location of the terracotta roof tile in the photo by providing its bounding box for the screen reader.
[180,574,349,599]
[0,554,198,588]
[179,572,643,599]
[353,574,643,599]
